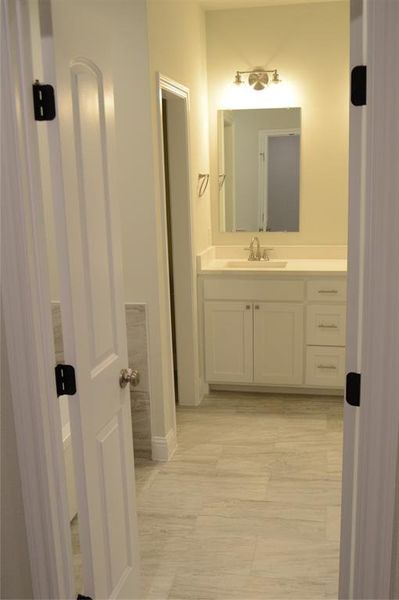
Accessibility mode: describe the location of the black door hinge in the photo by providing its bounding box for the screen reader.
[351,66,367,107]
[33,80,56,121]
[55,364,77,397]
[346,372,361,407]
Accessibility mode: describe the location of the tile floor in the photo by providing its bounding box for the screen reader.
[135,392,343,600]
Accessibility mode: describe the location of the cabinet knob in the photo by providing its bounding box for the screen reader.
[255,305,260,310]
[245,305,251,310]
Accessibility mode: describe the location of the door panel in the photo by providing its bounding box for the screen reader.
[205,301,253,383]
[46,1,141,597]
[254,302,304,385]
[97,410,131,593]
[71,60,118,369]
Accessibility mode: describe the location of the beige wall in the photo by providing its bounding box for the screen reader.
[147,0,212,254]
[207,1,349,246]
[110,0,176,438]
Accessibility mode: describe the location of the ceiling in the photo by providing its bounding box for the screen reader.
[200,0,345,11]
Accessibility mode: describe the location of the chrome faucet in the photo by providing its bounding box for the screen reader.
[248,236,261,261]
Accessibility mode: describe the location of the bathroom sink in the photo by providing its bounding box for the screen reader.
[224,260,287,269]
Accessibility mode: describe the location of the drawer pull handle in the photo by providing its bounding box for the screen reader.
[318,324,338,329]
[318,290,338,294]
[245,305,251,310]
[317,364,337,370]
[254,305,260,310]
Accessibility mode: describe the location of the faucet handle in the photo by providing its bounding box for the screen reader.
[262,247,274,261]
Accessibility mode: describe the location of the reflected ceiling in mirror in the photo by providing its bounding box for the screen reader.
[218,107,301,233]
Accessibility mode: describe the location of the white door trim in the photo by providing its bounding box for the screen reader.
[351,1,399,597]
[1,1,74,597]
[340,1,399,598]
[156,73,201,407]
[339,0,367,595]
[217,110,226,232]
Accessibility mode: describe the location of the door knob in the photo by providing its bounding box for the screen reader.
[119,368,140,389]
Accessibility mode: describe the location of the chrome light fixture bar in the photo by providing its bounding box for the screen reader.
[234,68,282,91]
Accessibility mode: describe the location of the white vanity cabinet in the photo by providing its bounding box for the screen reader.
[204,300,304,385]
[201,273,347,391]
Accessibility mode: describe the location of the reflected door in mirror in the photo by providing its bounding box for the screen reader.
[218,107,301,233]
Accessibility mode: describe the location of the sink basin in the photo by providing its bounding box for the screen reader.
[224,260,287,269]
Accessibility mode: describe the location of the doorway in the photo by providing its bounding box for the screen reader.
[161,96,179,400]
[4,1,399,599]
[157,76,201,408]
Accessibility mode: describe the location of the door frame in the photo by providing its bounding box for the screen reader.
[156,74,201,406]
[3,1,399,598]
[1,0,74,597]
[218,110,236,232]
[257,128,300,231]
[340,1,399,598]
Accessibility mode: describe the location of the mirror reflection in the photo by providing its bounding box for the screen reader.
[218,107,301,233]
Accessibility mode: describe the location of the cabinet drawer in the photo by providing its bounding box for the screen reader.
[305,346,346,388]
[307,279,347,302]
[306,304,346,346]
[203,278,304,302]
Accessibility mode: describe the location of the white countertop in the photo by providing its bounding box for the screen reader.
[198,258,347,275]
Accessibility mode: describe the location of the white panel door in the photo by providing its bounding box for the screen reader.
[254,302,304,385]
[44,2,140,598]
[204,301,253,383]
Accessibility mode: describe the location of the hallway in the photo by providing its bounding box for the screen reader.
[135,393,342,599]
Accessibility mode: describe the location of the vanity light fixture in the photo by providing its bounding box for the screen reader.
[233,68,282,91]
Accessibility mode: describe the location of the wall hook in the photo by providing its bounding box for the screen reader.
[198,173,209,197]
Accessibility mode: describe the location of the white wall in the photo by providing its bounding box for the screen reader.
[206,1,350,246]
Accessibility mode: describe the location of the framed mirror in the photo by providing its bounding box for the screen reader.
[218,107,301,233]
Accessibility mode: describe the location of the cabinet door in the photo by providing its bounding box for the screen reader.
[254,303,304,385]
[204,301,253,383]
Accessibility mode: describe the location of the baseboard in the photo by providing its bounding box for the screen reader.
[151,428,177,462]
[177,380,205,407]
[209,384,344,397]
[200,379,210,400]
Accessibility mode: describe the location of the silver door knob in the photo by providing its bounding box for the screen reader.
[119,368,140,389]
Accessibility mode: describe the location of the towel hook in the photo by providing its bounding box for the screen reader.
[198,173,209,197]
